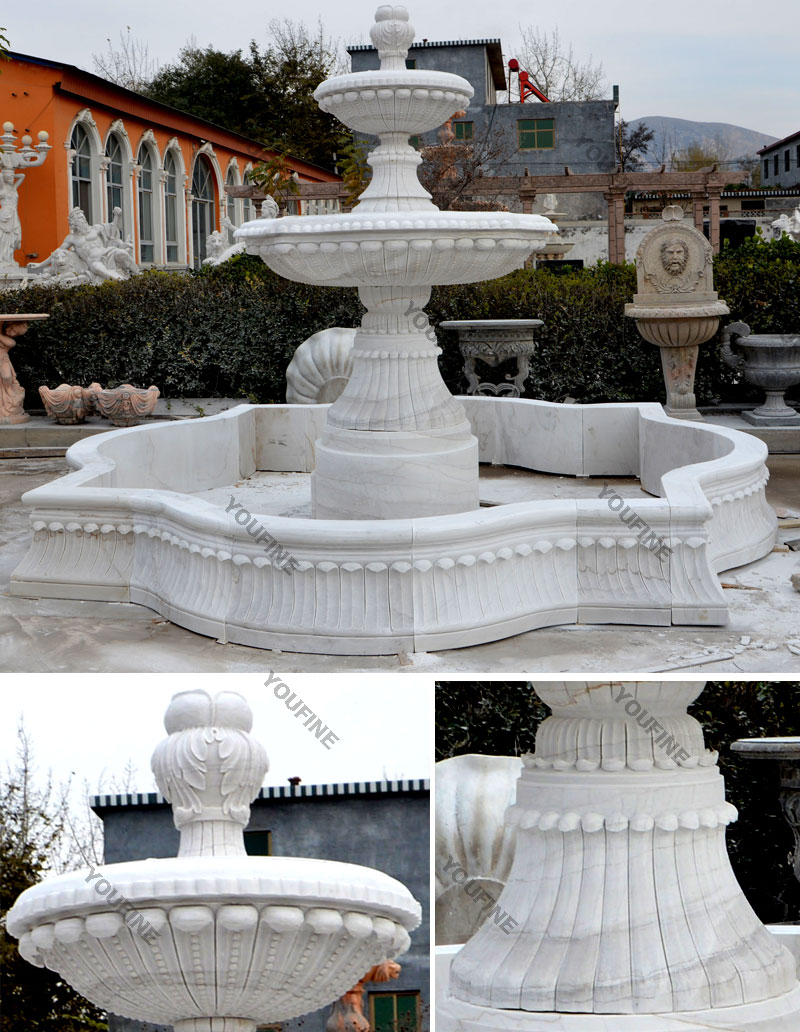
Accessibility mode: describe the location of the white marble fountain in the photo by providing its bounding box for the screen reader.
[9,6,777,655]
[7,689,420,1031]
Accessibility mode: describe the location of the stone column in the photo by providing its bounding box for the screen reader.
[691,192,705,234]
[444,681,797,1024]
[708,187,722,253]
[604,191,625,263]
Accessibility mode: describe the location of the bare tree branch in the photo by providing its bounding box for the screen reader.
[92,27,159,92]
[514,26,608,102]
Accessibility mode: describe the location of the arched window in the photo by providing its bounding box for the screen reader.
[70,124,93,220]
[225,165,237,241]
[137,145,155,263]
[105,133,125,220]
[163,151,179,263]
[191,155,215,267]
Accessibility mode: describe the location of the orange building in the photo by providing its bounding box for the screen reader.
[2,52,340,269]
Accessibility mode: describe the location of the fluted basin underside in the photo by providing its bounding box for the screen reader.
[8,855,420,1026]
[239,211,555,286]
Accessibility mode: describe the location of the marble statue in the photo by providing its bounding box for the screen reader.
[0,122,51,284]
[0,319,27,422]
[625,205,729,419]
[772,207,800,242]
[325,960,401,1032]
[29,207,139,285]
[0,168,23,267]
[203,200,280,267]
[0,313,49,424]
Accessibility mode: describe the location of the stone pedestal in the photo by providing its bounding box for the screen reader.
[439,681,800,1030]
[440,319,543,398]
[625,207,729,422]
[731,738,800,883]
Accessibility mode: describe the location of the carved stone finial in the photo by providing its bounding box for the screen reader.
[370,6,415,69]
[151,689,269,857]
[661,204,685,221]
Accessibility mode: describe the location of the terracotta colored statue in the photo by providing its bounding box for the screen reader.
[325,960,402,1032]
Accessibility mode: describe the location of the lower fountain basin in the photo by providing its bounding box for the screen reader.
[10,398,776,654]
[8,854,420,1027]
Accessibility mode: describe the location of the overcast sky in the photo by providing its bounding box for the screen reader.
[5,0,797,140]
[0,675,433,806]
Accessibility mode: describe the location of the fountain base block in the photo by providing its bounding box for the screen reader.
[312,421,480,520]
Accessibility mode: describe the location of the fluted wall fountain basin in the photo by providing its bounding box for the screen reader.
[7,690,421,1031]
[8,5,779,655]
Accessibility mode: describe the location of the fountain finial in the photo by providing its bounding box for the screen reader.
[370,5,415,69]
[151,689,268,857]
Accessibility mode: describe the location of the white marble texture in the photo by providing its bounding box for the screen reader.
[438,682,800,1031]
[10,399,776,653]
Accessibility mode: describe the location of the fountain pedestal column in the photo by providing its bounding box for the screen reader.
[312,285,479,520]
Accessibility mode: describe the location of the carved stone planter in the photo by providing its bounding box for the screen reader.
[439,320,543,397]
[625,207,729,421]
[731,737,800,882]
[721,322,800,426]
[93,384,159,426]
[39,383,96,424]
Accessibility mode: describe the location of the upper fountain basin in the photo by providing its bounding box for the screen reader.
[9,854,421,1025]
[314,70,473,134]
[237,210,557,287]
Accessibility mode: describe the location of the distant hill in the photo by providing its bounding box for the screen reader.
[629,116,778,168]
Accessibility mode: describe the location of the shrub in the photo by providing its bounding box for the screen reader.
[5,237,798,407]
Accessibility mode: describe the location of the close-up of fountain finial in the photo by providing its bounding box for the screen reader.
[370,6,415,68]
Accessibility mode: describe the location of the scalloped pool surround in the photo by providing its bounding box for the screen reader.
[10,398,776,654]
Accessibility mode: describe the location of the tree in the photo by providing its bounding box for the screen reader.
[0,27,9,62]
[248,19,344,168]
[1,724,107,1031]
[616,118,654,171]
[92,27,158,93]
[145,19,344,169]
[670,140,731,172]
[146,44,258,136]
[418,118,514,211]
[514,26,608,102]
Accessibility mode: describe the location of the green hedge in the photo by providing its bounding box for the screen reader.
[4,235,799,407]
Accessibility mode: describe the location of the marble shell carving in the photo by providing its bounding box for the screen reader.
[93,384,160,426]
[39,383,96,424]
[435,754,522,945]
[286,328,357,404]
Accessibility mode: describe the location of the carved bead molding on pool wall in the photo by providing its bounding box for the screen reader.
[10,398,775,655]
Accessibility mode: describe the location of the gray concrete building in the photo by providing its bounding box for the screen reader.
[760,130,800,189]
[92,779,430,1032]
[347,37,618,214]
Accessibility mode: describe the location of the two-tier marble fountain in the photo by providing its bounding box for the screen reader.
[7,689,421,1031]
[9,6,778,654]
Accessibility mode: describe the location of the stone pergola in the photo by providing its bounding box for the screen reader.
[229,168,731,264]
[468,168,731,262]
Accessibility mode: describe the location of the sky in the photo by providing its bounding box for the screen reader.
[0,674,433,807]
[4,0,798,140]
